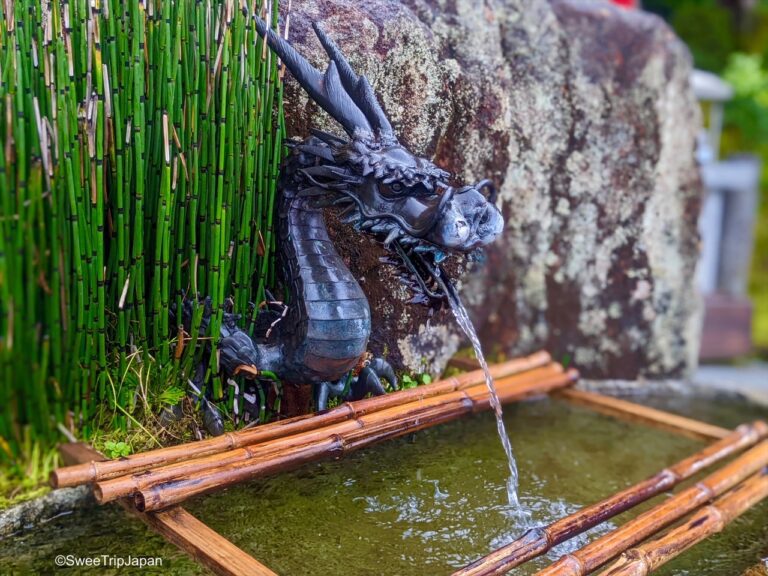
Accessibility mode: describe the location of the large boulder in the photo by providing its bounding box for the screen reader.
[281,0,703,379]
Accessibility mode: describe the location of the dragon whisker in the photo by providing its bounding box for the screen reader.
[392,241,447,302]
[335,188,442,238]
[475,179,498,204]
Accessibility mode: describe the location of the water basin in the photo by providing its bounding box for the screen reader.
[1,395,766,575]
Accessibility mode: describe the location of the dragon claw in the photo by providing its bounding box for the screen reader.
[350,367,386,399]
[314,378,347,412]
[201,398,225,437]
[219,316,261,376]
[314,357,398,411]
[159,373,226,437]
[365,357,398,392]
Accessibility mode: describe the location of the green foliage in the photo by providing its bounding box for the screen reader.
[103,440,132,459]
[641,0,678,20]
[400,373,432,390]
[0,0,286,463]
[0,434,58,510]
[738,5,768,59]
[648,2,768,351]
[722,53,768,145]
[670,2,736,72]
[724,53,768,97]
[751,191,768,351]
[719,52,768,349]
[158,386,187,408]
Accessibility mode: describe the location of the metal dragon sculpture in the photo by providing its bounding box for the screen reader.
[182,18,505,433]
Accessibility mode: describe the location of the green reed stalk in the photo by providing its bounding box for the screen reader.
[0,0,286,461]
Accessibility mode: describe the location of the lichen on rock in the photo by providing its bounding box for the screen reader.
[283,0,703,380]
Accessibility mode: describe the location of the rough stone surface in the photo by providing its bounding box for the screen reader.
[0,486,92,537]
[694,362,768,407]
[282,0,703,379]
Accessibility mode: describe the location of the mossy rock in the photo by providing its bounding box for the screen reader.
[284,0,703,380]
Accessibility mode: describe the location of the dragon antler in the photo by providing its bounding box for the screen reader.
[311,24,395,141]
[254,17,393,141]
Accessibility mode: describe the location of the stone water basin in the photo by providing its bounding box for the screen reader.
[1,395,766,575]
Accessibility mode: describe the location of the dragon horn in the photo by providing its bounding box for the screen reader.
[253,15,372,137]
[311,22,396,140]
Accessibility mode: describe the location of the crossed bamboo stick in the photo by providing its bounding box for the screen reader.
[51,351,768,575]
[52,352,576,512]
[456,423,768,576]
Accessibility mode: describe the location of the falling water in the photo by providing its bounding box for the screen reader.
[443,286,530,519]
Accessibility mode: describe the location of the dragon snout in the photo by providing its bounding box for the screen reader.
[434,217,472,249]
[428,184,505,252]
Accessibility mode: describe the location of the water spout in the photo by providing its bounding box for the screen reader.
[435,270,531,521]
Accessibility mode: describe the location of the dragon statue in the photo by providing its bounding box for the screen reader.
[179,17,505,433]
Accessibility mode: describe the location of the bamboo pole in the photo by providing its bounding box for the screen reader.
[556,388,730,441]
[449,357,483,371]
[452,420,768,576]
[452,359,730,442]
[533,440,768,576]
[133,369,579,512]
[598,468,768,576]
[51,351,552,488]
[138,506,279,576]
[96,366,573,505]
[60,443,277,576]
[133,395,472,512]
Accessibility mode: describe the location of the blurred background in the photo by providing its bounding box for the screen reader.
[616,0,768,361]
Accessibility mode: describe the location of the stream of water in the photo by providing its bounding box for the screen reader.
[444,286,530,522]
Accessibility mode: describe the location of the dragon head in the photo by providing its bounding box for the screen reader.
[256,18,504,300]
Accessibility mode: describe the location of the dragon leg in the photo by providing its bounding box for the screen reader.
[314,378,348,411]
[350,357,398,401]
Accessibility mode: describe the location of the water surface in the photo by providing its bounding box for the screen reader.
[1,395,766,575]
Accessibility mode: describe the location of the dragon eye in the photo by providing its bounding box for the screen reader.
[390,183,403,192]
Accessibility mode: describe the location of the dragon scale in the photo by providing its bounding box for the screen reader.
[274,154,371,384]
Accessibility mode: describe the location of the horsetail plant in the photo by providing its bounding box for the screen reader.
[0,0,287,464]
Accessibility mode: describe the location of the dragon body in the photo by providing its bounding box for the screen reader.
[250,147,372,385]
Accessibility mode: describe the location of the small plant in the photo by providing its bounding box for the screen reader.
[103,441,132,460]
[0,433,59,510]
[158,387,187,408]
[400,373,433,390]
